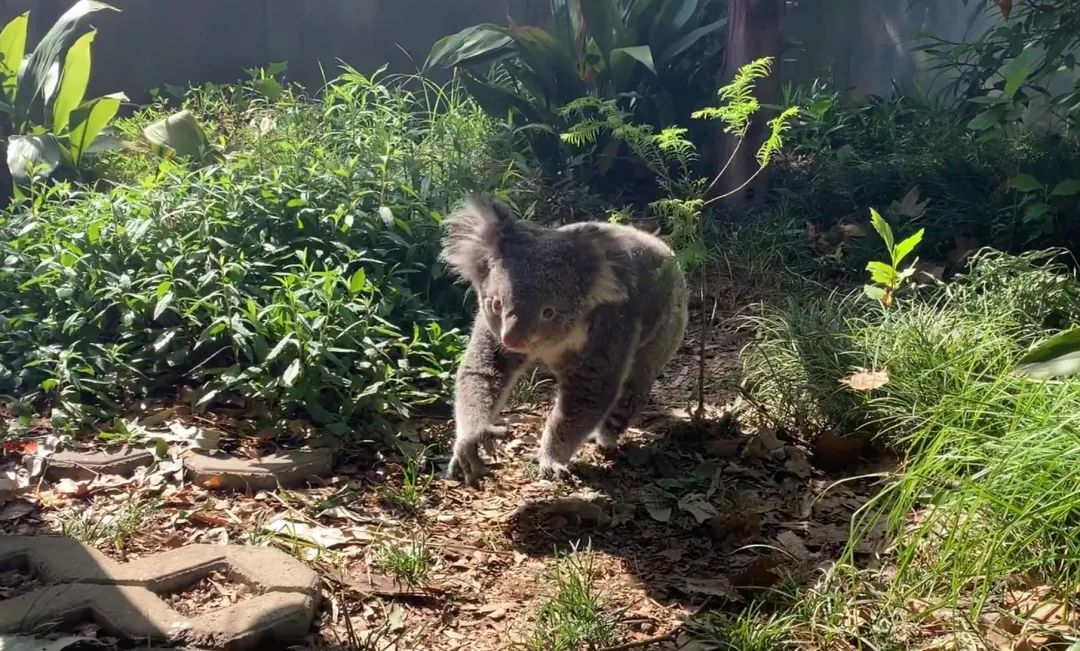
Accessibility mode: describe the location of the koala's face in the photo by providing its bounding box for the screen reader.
[441,197,628,356]
[478,234,594,354]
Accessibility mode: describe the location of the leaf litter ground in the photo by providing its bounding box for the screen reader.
[0,287,895,650]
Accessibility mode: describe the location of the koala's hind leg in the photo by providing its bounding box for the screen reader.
[596,308,688,453]
[594,359,659,453]
[538,311,637,478]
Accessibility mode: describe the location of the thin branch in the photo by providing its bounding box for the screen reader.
[704,135,744,195]
[703,162,768,206]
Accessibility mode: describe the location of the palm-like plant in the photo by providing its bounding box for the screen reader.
[425,0,727,179]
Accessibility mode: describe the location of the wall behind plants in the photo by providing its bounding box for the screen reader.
[784,0,992,97]
[0,0,997,103]
[0,0,550,102]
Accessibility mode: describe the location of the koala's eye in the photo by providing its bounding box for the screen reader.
[492,298,504,314]
[541,307,555,320]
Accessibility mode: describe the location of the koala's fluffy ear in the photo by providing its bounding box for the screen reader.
[582,229,631,307]
[440,196,515,283]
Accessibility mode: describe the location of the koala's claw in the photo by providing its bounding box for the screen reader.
[537,458,572,480]
[447,445,489,485]
[446,425,505,486]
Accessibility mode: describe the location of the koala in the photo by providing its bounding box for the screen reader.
[440,195,688,485]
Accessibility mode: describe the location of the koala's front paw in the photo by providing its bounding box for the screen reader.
[446,425,505,486]
[592,430,619,456]
[537,456,572,480]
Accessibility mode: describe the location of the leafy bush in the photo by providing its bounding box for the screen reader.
[425,0,726,183]
[1,1,127,190]
[0,68,517,437]
[744,247,1080,607]
[775,86,1080,262]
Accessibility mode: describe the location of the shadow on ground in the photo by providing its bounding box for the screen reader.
[498,405,893,616]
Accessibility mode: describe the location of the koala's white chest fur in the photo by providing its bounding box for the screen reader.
[529,323,590,367]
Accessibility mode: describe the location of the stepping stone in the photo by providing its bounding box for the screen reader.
[0,536,320,650]
[182,449,334,491]
[44,448,155,481]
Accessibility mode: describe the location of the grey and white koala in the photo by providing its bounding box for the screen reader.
[440,196,688,485]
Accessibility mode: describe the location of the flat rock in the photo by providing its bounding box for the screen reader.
[0,535,319,650]
[183,448,334,491]
[44,448,155,481]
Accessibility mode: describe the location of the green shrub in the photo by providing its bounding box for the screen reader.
[744,247,1080,608]
[0,68,517,437]
[777,83,1080,261]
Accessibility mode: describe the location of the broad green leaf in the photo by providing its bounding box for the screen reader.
[252,77,282,102]
[642,498,672,522]
[68,92,123,165]
[52,29,94,134]
[579,0,621,63]
[869,208,894,252]
[658,19,726,65]
[1023,201,1051,224]
[551,0,584,56]
[6,133,64,184]
[1001,46,1040,98]
[282,358,302,388]
[153,291,174,320]
[152,329,175,352]
[1016,327,1080,379]
[143,109,210,161]
[866,261,900,287]
[0,12,28,101]
[348,267,368,294]
[611,45,656,74]
[891,228,924,267]
[13,1,118,130]
[863,285,886,301]
[1051,179,1080,196]
[966,109,1001,131]
[1009,173,1042,193]
[265,335,295,363]
[508,26,586,101]
[424,24,514,70]
[458,69,546,124]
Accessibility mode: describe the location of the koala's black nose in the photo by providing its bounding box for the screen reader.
[501,332,528,349]
[500,313,529,349]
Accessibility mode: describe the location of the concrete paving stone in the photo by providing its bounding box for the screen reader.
[44,448,155,481]
[182,448,334,491]
[0,536,320,650]
[0,535,119,583]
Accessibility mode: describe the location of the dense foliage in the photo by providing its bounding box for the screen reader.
[426,0,726,187]
[0,69,515,437]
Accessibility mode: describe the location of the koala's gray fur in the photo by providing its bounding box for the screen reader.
[440,195,688,485]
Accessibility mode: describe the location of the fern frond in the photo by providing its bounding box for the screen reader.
[656,127,694,154]
[560,120,604,146]
[693,56,774,136]
[755,106,799,166]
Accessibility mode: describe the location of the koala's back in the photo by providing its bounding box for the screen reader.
[557,220,687,349]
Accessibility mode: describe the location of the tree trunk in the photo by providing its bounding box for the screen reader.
[713,0,786,208]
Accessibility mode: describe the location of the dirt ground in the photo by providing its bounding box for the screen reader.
[0,284,892,650]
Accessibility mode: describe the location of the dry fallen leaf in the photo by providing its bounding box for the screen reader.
[263,518,362,548]
[681,576,740,601]
[996,0,1013,20]
[840,368,889,391]
[897,185,929,218]
[784,447,813,478]
[776,530,812,561]
[53,478,91,497]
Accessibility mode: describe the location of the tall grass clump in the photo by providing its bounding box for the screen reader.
[744,248,1080,609]
[0,67,517,437]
